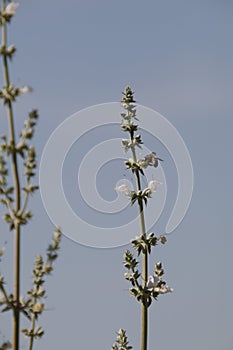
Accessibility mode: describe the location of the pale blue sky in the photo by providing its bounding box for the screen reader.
[0,0,233,349]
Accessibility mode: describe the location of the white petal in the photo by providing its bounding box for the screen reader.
[148,180,161,192]
[115,184,131,196]
[159,285,174,294]
[5,2,19,15]
[146,276,154,289]
[146,275,160,289]
[19,86,33,94]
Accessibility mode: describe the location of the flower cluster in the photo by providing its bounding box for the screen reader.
[0,109,39,231]
[24,226,61,331]
[0,84,32,104]
[124,250,172,307]
[116,180,161,206]
[0,229,61,342]
[122,135,143,152]
[131,232,167,255]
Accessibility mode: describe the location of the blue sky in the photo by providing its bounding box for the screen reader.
[0,0,233,349]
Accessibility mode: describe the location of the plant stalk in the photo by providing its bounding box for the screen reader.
[28,314,35,350]
[131,141,148,350]
[2,1,21,349]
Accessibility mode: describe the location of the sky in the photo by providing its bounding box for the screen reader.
[0,0,233,349]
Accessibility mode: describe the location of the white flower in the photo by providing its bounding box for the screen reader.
[148,180,161,193]
[7,44,16,54]
[146,275,174,294]
[155,285,174,294]
[144,152,163,167]
[4,2,19,16]
[19,86,33,94]
[115,184,131,197]
[146,275,160,290]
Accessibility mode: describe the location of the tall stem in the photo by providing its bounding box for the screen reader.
[131,141,148,350]
[2,2,21,349]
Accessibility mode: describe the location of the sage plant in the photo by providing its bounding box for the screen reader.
[113,87,173,350]
[0,2,61,350]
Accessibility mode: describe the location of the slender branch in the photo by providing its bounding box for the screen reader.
[0,282,12,309]
[18,188,29,216]
[5,197,14,217]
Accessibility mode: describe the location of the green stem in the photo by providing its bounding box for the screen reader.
[28,314,35,350]
[2,2,21,349]
[131,140,148,350]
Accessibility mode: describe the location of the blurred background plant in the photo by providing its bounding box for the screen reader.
[0,2,61,350]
